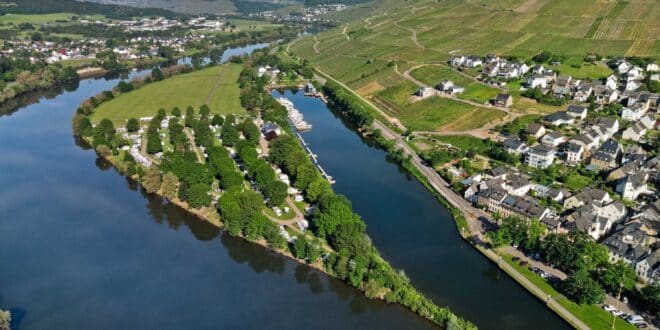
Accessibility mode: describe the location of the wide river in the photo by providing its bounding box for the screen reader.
[0,43,566,329]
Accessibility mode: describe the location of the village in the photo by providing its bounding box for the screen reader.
[248,4,348,24]
[408,53,660,325]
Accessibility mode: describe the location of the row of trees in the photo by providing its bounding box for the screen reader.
[487,217,638,305]
[235,139,288,207]
[322,80,374,127]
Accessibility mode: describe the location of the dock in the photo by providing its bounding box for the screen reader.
[295,132,335,184]
[276,97,312,131]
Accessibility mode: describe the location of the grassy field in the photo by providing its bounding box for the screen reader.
[91,64,246,124]
[549,62,614,79]
[0,13,86,26]
[435,135,492,154]
[228,19,283,32]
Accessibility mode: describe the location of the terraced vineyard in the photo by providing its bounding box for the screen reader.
[290,0,658,135]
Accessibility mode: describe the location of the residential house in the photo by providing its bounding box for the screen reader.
[502,138,527,155]
[566,143,584,165]
[635,250,659,284]
[622,144,647,164]
[526,123,546,138]
[590,139,621,170]
[261,122,281,140]
[476,188,550,221]
[616,172,650,200]
[593,85,619,104]
[605,74,618,90]
[541,131,566,147]
[622,122,648,142]
[526,145,555,169]
[573,84,593,103]
[544,111,574,126]
[592,117,619,135]
[646,62,659,72]
[564,188,611,209]
[617,61,632,74]
[621,103,649,121]
[465,56,483,68]
[564,201,627,240]
[566,105,588,120]
[492,93,513,107]
[526,74,549,89]
[569,134,598,152]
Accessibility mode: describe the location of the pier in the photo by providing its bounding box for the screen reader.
[276,97,313,131]
[295,132,335,184]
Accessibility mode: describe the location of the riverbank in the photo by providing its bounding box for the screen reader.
[316,74,598,329]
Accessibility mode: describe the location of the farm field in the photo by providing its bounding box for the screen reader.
[90,63,246,124]
[290,0,658,134]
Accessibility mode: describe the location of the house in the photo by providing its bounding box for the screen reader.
[592,117,619,135]
[593,85,619,104]
[566,143,584,165]
[564,201,627,240]
[573,85,593,103]
[541,131,566,147]
[526,145,555,169]
[502,138,527,155]
[261,122,281,140]
[526,74,548,89]
[465,56,483,68]
[622,122,647,142]
[450,55,466,67]
[463,183,480,203]
[544,111,574,126]
[564,188,611,209]
[566,105,587,120]
[639,115,656,130]
[437,80,464,95]
[617,61,631,74]
[416,87,435,98]
[616,172,649,200]
[476,188,550,221]
[622,144,647,164]
[492,93,513,107]
[621,104,648,121]
[590,139,621,170]
[526,123,546,138]
[605,74,618,90]
[646,62,659,72]
[602,223,652,265]
[570,134,598,151]
[635,250,659,284]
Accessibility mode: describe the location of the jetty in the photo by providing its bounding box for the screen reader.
[276,97,312,131]
[295,132,335,184]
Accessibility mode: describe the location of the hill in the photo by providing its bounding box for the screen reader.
[1,0,183,19]
[90,63,246,124]
[80,0,302,14]
[288,0,659,133]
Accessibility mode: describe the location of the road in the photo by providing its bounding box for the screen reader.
[372,119,592,330]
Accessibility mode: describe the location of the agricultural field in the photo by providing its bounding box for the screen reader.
[290,0,657,135]
[90,63,246,124]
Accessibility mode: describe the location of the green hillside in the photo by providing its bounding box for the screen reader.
[289,0,658,132]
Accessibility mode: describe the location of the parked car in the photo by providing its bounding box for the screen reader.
[602,305,616,312]
[612,310,625,317]
[635,323,648,328]
[626,315,645,324]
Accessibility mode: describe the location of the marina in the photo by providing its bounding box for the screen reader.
[296,131,335,184]
[276,97,312,131]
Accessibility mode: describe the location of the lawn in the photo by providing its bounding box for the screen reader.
[549,62,613,79]
[561,173,594,192]
[501,253,636,330]
[90,64,246,124]
[227,18,282,32]
[396,96,505,132]
[435,135,492,154]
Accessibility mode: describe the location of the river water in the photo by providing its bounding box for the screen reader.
[272,89,569,330]
[0,41,565,329]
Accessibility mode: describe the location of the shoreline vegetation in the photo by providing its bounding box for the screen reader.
[72,48,476,329]
[0,26,300,107]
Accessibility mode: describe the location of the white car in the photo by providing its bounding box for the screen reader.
[602,305,616,312]
[626,315,644,324]
[612,310,625,317]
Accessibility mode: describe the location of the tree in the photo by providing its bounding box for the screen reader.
[293,235,308,259]
[263,180,287,207]
[221,122,239,146]
[241,119,260,145]
[211,114,224,126]
[161,171,179,200]
[171,107,181,117]
[637,283,659,316]
[142,166,162,193]
[199,104,211,118]
[187,183,212,208]
[126,118,139,132]
[562,269,605,305]
[306,177,331,202]
[185,106,195,127]
[599,261,636,293]
[294,162,317,190]
[151,67,164,81]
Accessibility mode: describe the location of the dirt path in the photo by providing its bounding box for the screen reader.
[342,24,350,41]
[204,65,227,105]
[312,36,321,54]
[183,128,204,163]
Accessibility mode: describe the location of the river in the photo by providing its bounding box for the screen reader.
[0,41,564,329]
[272,89,570,330]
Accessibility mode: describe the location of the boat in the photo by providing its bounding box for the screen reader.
[276,97,313,132]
